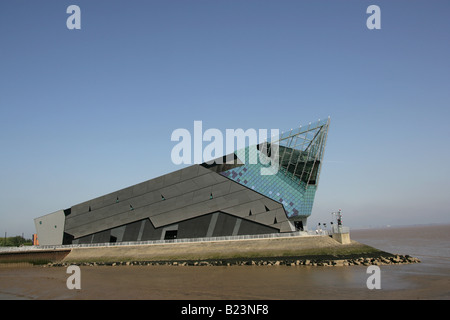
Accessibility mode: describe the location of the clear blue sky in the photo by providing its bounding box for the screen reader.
[1,0,449,237]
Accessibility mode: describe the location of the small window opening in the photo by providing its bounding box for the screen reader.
[164,230,177,240]
[294,221,304,231]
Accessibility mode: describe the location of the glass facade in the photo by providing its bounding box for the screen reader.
[220,118,329,220]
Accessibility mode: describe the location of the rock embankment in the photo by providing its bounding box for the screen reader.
[44,254,420,267]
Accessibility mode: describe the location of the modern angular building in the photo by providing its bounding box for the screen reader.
[34,119,330,246]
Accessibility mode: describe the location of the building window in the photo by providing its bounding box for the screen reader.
[294,221,304,231]
[164,230,177,240]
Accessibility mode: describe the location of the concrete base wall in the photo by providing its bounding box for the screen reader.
[332,232,351,244]
[62,235,376,263]
[0,249,71,264]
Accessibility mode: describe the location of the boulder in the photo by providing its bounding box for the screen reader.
[333,260,345,266]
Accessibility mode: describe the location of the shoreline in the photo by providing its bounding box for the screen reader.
[0,235,420,267]
[45,252,420,268]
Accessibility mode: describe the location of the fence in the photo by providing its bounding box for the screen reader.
[331,225,350,234]
[0,229,318,253]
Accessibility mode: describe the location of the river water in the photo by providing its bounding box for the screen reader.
[0,224,448,300]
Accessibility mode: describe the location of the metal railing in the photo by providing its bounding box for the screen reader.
[331,225,350,234]
[0,230,320,253]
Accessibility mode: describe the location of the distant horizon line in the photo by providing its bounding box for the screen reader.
[349,222,450,231]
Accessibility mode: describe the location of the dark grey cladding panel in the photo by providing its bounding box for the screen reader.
[211,180,232,198]
[64,164,289,239]
[177,214,212,239]
[159,184,183,199]
[111,225,125,242]
[144,175,165,193]
[69,186,134,218]
[273,208,289,223]
[162,168,182,186]
[179,164,202,181]
[122,220,143,242]
[115,187,134,201]
[150,200,211,228]
[67,166,202,220]
[250,209,277,226]
[69,202,90,218]
[191,172,220,189]
[162,165,206,186]
[238,218,278,235]
[79,219,150,244]
[150,190,285,229]
[216,192,263,212]
[141,219,162,241]
[64,165,212,238]
[65,199,133,231]
[209,171,230,184]
[191,186,212,203]
[212,213,238,237]
[75,234,93,245]
[173,191,195,208]
[171,179,199,195]
[66,205,150,238]
[228,180,247,193]
[92,229,111,243]
[131,181,149,197]
[72,211,281,244]
[129,192,159,207]
[246,208,293,232]
[258,197,285,211]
